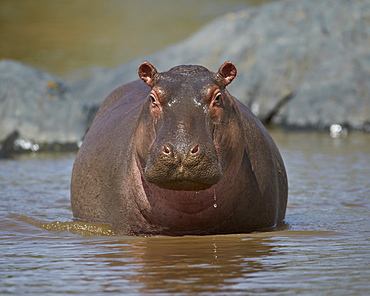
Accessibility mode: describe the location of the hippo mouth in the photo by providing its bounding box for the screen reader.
[150,179,217,191]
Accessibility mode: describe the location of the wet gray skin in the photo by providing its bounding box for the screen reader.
[71,62,288,236]
[139,64,234,191]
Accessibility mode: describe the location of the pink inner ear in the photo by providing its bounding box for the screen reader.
[138,62,157,87]
[219,62,237,86]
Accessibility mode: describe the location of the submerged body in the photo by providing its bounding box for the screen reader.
[71,62,288,236]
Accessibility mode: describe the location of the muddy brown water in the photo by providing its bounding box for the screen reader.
[1,130,369,295]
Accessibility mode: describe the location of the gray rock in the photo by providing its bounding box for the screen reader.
[73,0,370,132]
[0,59,86,154]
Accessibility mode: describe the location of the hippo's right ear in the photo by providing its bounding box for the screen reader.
[138,62,158,87]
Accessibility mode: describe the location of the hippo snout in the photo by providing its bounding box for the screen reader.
[144,141,222,191]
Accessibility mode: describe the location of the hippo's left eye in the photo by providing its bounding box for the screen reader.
[149,93,162,115]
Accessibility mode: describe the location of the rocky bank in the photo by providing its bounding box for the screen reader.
[0,60,88,158]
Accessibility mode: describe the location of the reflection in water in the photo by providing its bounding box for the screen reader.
[97,235,274,294]
[2,229,369,294]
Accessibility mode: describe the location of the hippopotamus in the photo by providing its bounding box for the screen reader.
[70,62,288,236]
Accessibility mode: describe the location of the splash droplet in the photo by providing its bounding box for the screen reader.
[213,203,218,208]
[213,188,217,208]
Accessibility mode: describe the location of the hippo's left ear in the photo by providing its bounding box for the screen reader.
[138,62,158,87]
[217,62,237,87]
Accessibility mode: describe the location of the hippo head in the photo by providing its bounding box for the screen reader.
[136,62,243,191]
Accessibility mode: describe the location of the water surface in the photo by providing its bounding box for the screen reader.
[1,130,369,295]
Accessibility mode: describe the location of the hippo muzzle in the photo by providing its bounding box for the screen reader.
[144,135,223,191]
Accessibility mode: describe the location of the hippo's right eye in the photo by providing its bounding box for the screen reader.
[212,92,224,108]
[149,94,157,105]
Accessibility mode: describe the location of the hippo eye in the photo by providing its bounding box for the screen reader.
[212,92,223,107]
[149,94,157,105]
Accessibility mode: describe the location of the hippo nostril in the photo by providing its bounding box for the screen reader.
[190,145,199,154]
[162,145,171,155]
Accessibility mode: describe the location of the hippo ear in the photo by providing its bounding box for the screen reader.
[138,62,158,87]
[217,62,237,87]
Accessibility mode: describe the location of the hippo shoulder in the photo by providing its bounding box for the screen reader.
[235,98,286,185]
[71,79,151,222]
[90,80,150,130]
[236,98,287,211]
[79,79,150,162]
[235,99,272,144]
